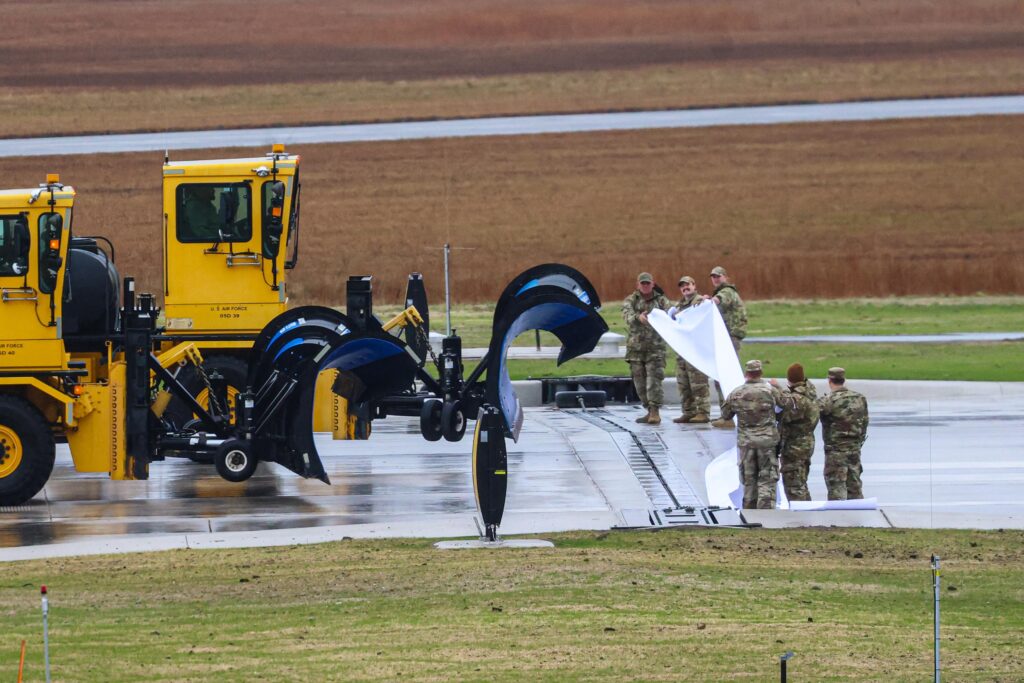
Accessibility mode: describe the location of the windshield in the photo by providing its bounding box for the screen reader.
[176,182,252,244]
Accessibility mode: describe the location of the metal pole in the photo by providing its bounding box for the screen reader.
[932,555,941,682]
[443,243,452,336]
[534,329,541,351]
[41,585,51,683]
[779,651,794,682]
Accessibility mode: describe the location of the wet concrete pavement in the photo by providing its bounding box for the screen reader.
[2,389,1023,561]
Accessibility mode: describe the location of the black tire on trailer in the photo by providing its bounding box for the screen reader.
[0,396,56,506]
[213,439,258,483]
[441,400,467,442]
[420,399,443,442]
[165,354,249,427]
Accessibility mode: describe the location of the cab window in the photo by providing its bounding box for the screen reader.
[176,183,252,243]
[0,214,30,277]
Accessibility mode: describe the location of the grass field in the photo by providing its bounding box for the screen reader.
[3,528,1021,681]
[3,1,1023,137]
[3,116,1023,303]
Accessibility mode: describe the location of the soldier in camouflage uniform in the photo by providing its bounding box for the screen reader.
[622,272,670,425]
[721,360,791,509]
[772,362,819,501]
[705,266,748,428]
[669,275,711,423]
[818,367,869,500]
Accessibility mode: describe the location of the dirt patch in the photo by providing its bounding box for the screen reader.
[1,115,1021,302]
[3,1,1023,88]
[3,33,1022,89]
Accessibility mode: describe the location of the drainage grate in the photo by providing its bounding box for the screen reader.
[652,506,744,526]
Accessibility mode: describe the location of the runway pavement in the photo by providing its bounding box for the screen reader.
[2,95,1023,157]
[2,381,1022,562]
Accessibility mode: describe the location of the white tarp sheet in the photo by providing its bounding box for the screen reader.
[649,305,744,395]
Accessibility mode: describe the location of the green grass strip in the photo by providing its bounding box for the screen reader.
[2,528,1022,681]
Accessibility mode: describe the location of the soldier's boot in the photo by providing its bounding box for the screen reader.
[646,406,661,426]
[673,412,694,424]
[711,418,735,429]
[687,413,710,424]
[635,409,651,424]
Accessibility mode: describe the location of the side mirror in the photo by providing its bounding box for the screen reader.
[39,214,63,294]
[263,181,286,259]
[270,181,285,204]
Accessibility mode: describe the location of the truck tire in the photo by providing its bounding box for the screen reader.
[165,354,248,427]
[0,396,56,506]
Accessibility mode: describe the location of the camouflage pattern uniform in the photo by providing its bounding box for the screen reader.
[721,361,790,509]
[622,287,670,411]
[672,287,710,419]
[778,380,819,501]
[818,369,869,500]
[710,274,748,410]
[713,282,748,348]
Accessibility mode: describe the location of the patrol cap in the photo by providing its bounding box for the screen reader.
[637,272,654,283]
[828,367,846,382]
[710,266,727,277]
[745,359,763,374]
[678,275,695,286]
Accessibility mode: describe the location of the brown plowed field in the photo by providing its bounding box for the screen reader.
[2,0,1023,136]
[5,0,1022,88]
[3,116,1021,303]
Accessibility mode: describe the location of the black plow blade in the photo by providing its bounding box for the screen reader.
[248,307,418,481]
[482,263,608,440]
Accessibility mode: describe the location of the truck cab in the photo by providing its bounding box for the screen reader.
[162,145,300,336]
[0,177,75,374]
